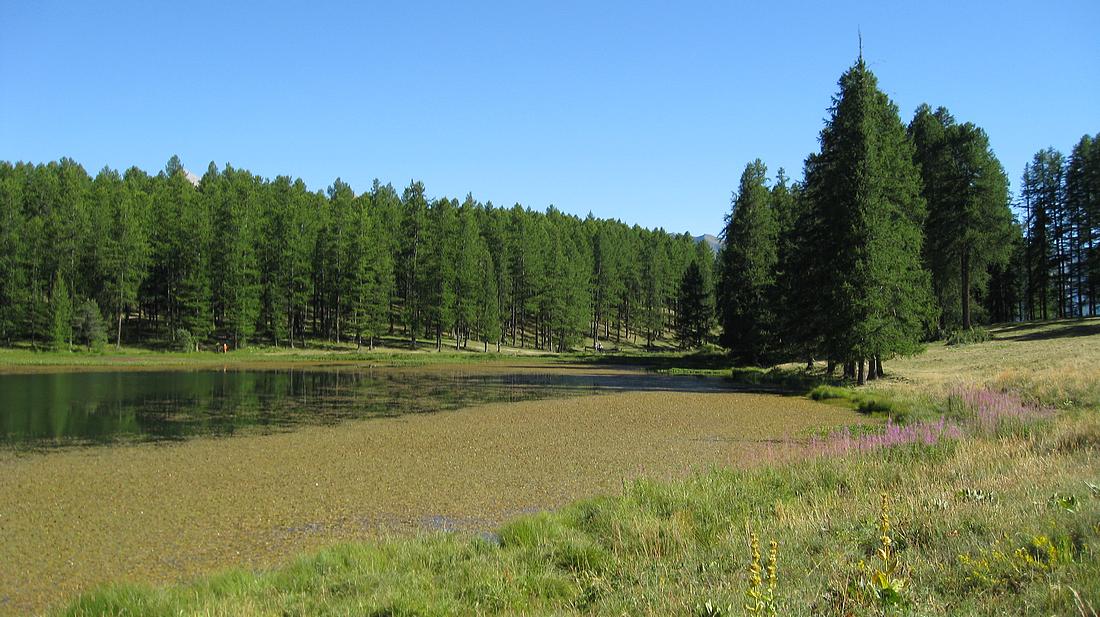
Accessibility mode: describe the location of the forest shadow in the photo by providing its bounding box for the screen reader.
[993,319,1100,342]
[574,351,731,371]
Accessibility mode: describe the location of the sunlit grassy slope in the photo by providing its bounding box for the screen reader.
[58,319,1100,616]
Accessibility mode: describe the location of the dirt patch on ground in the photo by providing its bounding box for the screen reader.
[0,390,864,614]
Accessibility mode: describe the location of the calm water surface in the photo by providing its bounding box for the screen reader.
[0,367,728,447]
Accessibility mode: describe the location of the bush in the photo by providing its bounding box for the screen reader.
[946,327,991,346]
[72,299,108,351]
[174,328,195,352]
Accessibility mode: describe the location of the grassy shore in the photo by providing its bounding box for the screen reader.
[0,332,688,374]
[41,319,1100,615]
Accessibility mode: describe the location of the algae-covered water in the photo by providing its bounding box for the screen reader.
[0,364,863,615]
[0,367,730,446]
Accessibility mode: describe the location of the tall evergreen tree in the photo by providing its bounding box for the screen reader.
[398,181,428,346]
[1065,134,1098,316]
[718,159,778,363]
[157,160,212,347]
[0,163,28,343]
[638,231,668,349]
[206,164,261,347]
[910,105,1013,329]
[94,167,150,347]
[676,260,710,348]
[1022,150,1064,319]
[803,58,933,383]
[49,271,72,351]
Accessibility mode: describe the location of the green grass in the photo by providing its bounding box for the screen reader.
[0,342,558,373]
[49,317,1100,615]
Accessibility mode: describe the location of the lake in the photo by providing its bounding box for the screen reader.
[0,363,866,615]
[0,366,734,447]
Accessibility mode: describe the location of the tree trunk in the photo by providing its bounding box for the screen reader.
[961,249,971,329]
[857,359,865,386]
[875,354,884,378]
[826,360,836,376]
[867,356,877,381]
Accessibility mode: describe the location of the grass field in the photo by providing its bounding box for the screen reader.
[7,319,1100,616]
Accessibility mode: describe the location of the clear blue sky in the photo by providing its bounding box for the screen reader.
[3,1,1097,236]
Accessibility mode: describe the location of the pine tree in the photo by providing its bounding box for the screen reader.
[453,198,482,349]
[361,192,395,350]
[49,272,72,351]
[676,260,709,348]
[0,163,28,344]
[910,106,1013,330]
[474,236,501,352]
[158,160,212,347]
[718,159,778,363]
[72,299,107,351]
[208,165,261,348]
[260,176,316,347]
[803,58,933,383]
[1022,150,1064,319]
[639,231,668,349]
[399,181,428,347]
[1065,134,1098,316]
[94,167,150,348]
[423,197,458,350]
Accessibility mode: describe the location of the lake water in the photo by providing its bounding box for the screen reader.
[0,367,729,447]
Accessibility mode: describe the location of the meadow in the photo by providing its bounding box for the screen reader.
[5,319,1099,616]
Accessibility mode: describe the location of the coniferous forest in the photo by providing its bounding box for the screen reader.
[0,154,712,354]
[1,59,1097,373]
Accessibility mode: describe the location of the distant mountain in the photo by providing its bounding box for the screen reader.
[182,168,200,187]
[693,234,721,252]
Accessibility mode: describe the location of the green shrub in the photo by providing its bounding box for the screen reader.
[174,328,195,352]
[72,299,108,352]
[809,385,849,401]
[946,327,991,346]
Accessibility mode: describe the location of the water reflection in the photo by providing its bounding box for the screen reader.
[0,368,727,447]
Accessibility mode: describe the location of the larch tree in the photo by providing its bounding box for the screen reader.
[49,271,72,351]
[399,181,428,346]
[207,164,262,348]
[718,159,778,363]
[910,105,1013,330]
[92,167,150,347]
[0,163,28,343]
[676,259,709,349]
[1065,134,1099,316]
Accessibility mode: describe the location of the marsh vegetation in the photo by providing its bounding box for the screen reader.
[24,318,1096,617]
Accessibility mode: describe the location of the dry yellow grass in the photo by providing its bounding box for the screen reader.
[869,318,1100,405]
[0,389,864,615]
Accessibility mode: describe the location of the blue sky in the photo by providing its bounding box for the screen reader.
[2,1,1097,236]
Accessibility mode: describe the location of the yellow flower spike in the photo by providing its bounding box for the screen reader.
[767,540,778,593]
[745,532,765,614]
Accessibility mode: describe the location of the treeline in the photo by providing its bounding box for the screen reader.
[715,57,1098,382]
[0,157,716,352]
[1016,136,1100,320]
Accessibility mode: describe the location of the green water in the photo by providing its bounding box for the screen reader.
[0,368,727,447]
